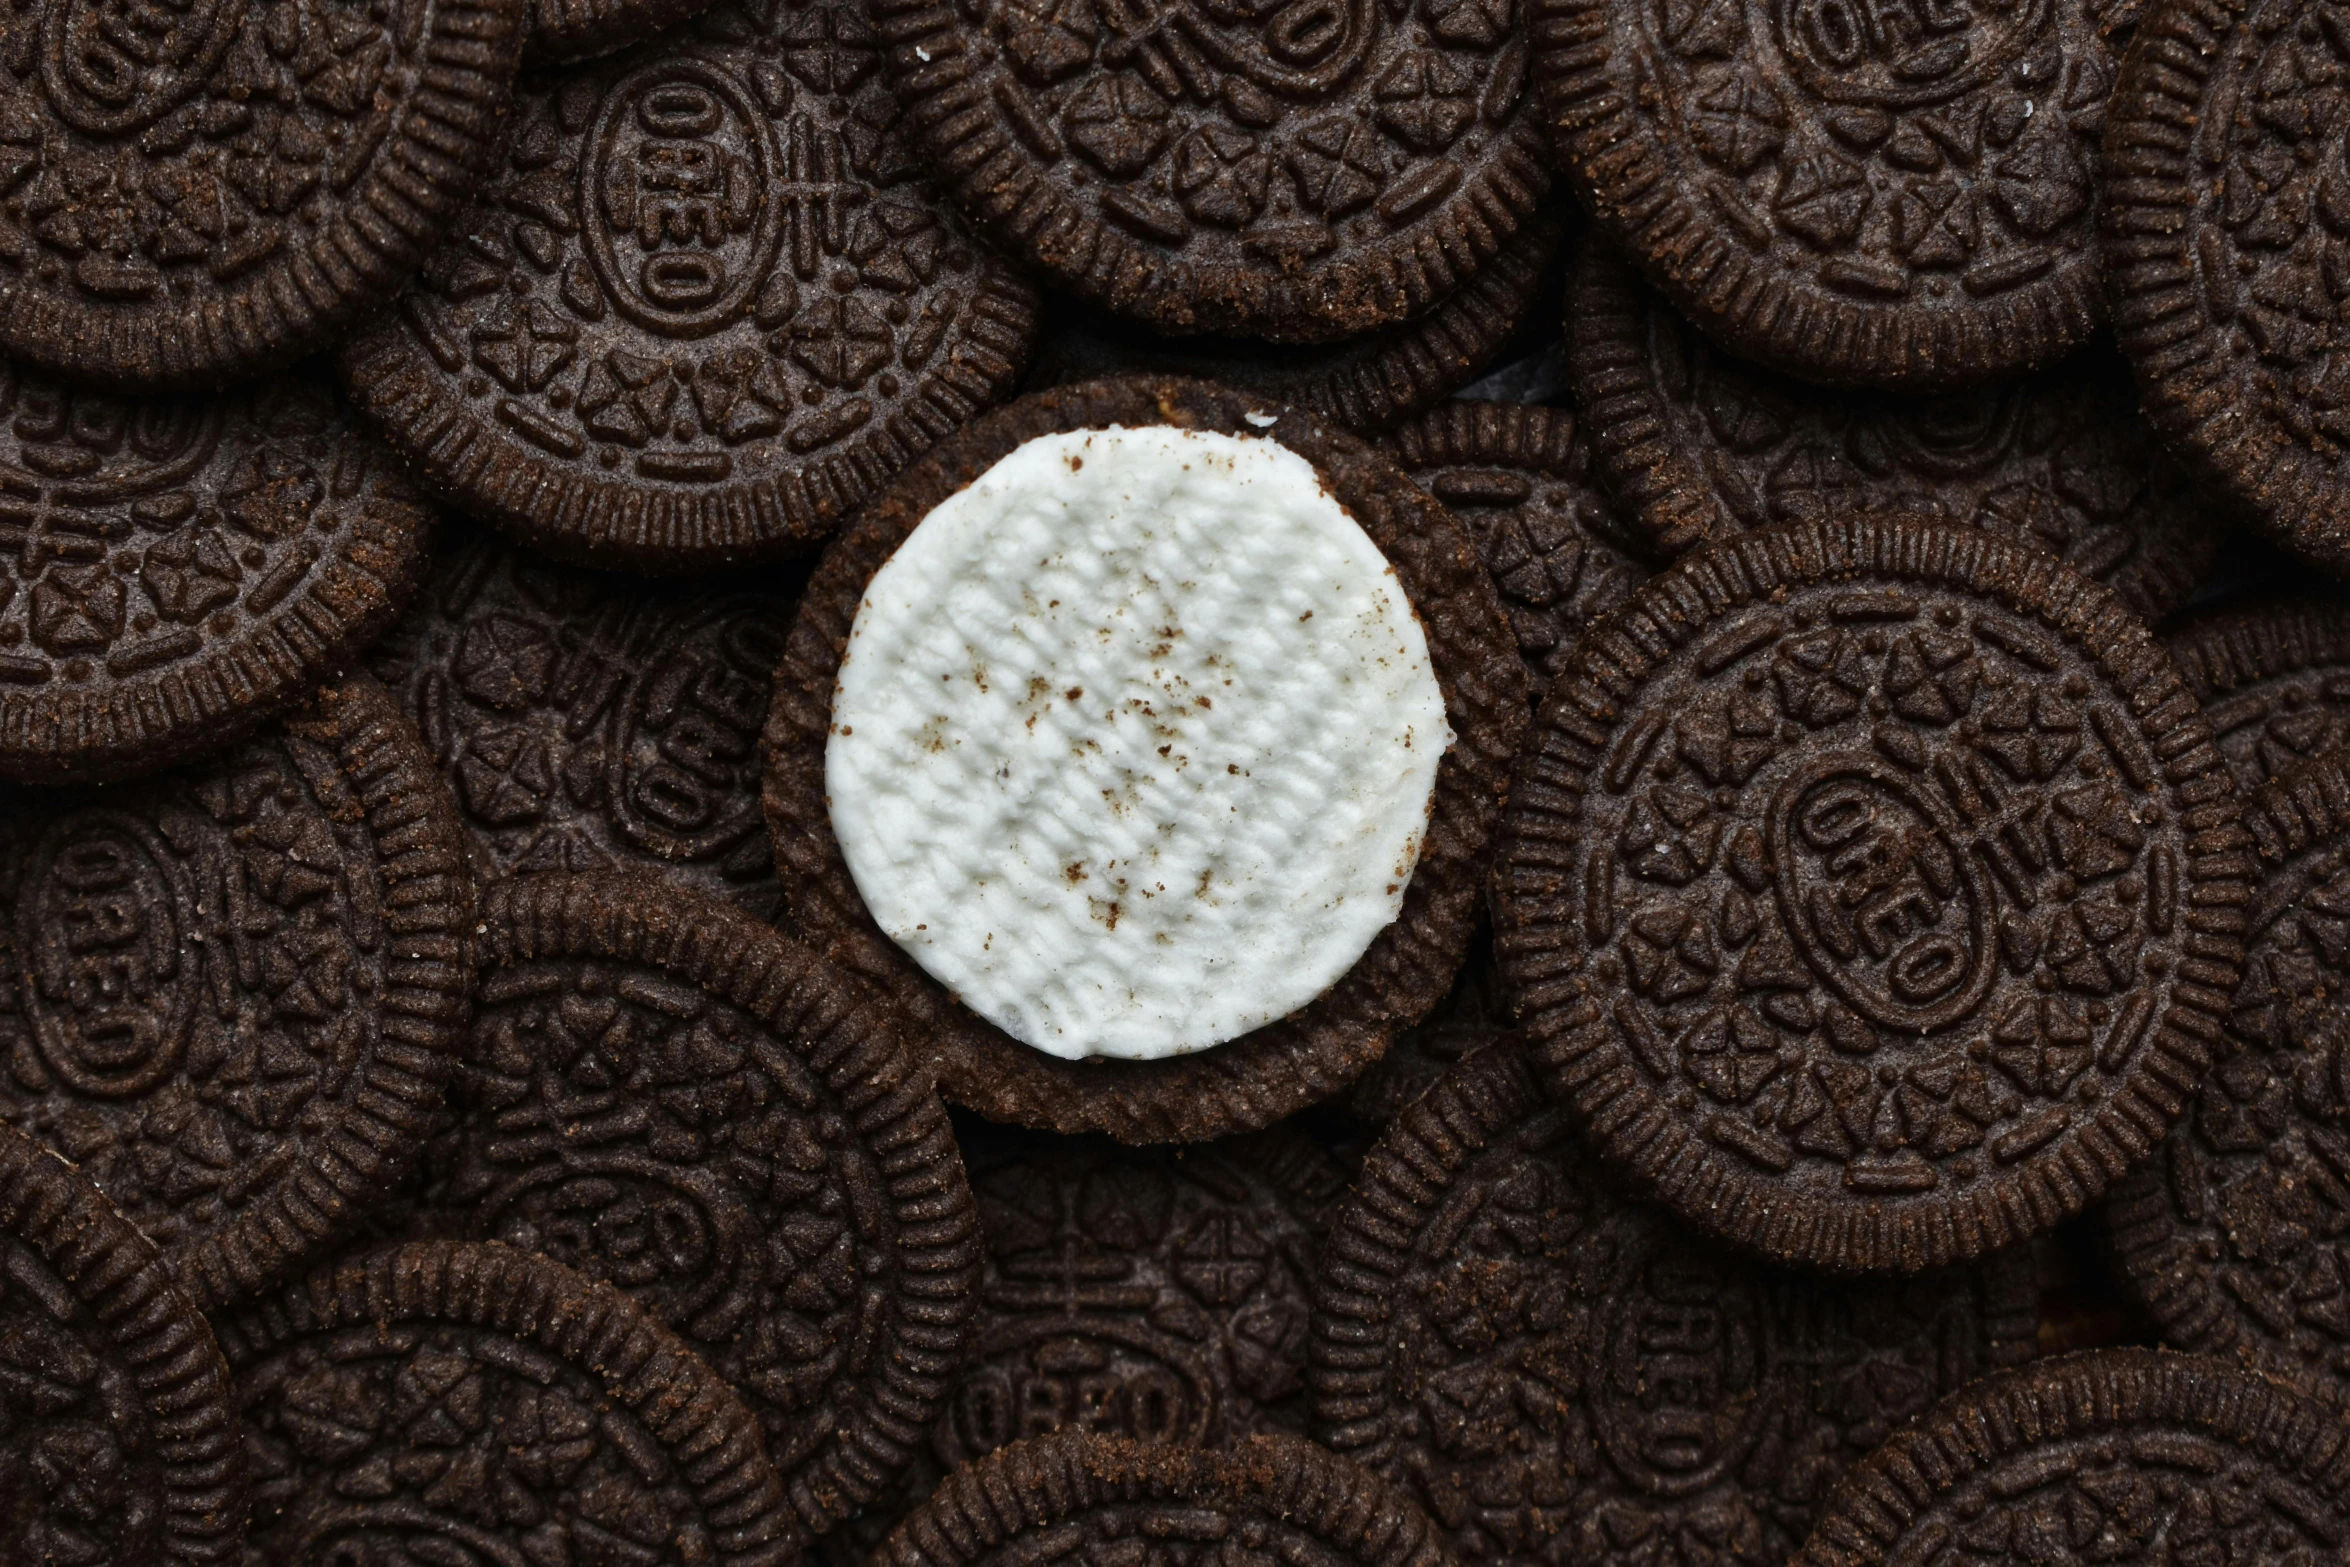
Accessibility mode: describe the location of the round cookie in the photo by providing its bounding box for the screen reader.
[1312,1039,2039,1567]
[399,870,978,1534]
[218,1239,802,1566]
[2105,744,2350,1401]
[1538,0,2126,388]
[2162,597,2350,799]
[2106,0,2350,575]
[0,368,437,786]
[340,0,1040,576]
[873,1430,1456,1567]
[1382,399,1653,707]
[1565,240,2217,619]
[871,0,1552,344]
[762,376,1526,1142]
[1492,512,2247,1274]
[371,527,801,918]
[0,673,475,1308]
[0,0,520,389]
[1791,1349,2350,1567]
[1027,209,1569,436]
[0,1120,247,1566]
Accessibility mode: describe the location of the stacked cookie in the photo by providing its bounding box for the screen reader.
[0,0,2349,1560]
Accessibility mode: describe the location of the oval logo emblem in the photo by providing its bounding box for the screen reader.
[41,0,247,136]
[1592,1242,1774,1496]
[17,812,193,1099]
[1767,0,2049,109]
[939,1319,1218,1466]
[478,1154,754,1330]
[1183,0,1379,98]
[582,62,783,337]
[1770,754,1997,1035]
[608,601,786,861]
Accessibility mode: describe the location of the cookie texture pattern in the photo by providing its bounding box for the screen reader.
[1313,1039,2039,1567]
[218,1240,803,1566]
[1537,0,2127,387]
[2107,746,2350,1403]
[829,424,1451,1062]
[341,0,1039,574]
[1493,513,2247,1273]
[2107,0,2350,574]
[0,0,522,387]
[870,0,1552,342]
[0,370,436,786]
[2162,597,2350,799]
[1566,239,2218,620]
[0,1121,248,1566]
[0,674,475,1308]
[371,529,799,918]
[1791,1349,2350,1567]
[402,871,980,1534]
[765,377,1524,1141]
[1383,399,1652,708]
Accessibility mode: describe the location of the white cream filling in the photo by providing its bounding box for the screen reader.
[825,423,1451,1061]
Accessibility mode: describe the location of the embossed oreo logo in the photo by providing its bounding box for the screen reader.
[1183,0,1381,97]
[609,609,782,860]
[41,0,246,135]
[1770,755,1995,1033]
[585,63,784,336]
[1593,1247,1770,1495]
[17,812,192,1098]
[480,1157,752,1328]
[1769,0,2048,107]
[944,1322,1216,1463]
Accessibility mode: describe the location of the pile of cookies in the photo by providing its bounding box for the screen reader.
[3,0,2350,1559]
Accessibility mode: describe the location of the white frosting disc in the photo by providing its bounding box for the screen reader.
[826,423,1451,1061]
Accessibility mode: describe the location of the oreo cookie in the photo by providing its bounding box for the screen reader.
[0,369,437,786]
[0,673,475,1308]
[0,1120,247,1566]
[871,1430,1455,1567]
[1493,513,2247,1273]
[0,0,520,388]
[1791,1349,2350,1567]
[217,1239,802,1565]
[398,871,978,1534]
[371,528,800,918]
[762,377,1525,1142]
[340,0,1040,574]
[2162,597,2350,798]
[872,0,1552,343]
[1312,1039,2039,1567]
[1538,0,2123,387]
[1382,399,1652,707]
[2107,0,2350,574]
[2106,745,2350,1401]
[1566,240,2216,620]
[1027,209,1569,436]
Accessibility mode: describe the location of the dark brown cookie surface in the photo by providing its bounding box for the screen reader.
[1026,209,1568,436]
[0,0,521,389]
[0,1120,247,1566]
[2107,0,2350,574]
[2162,597,2350,798]
[341,0,1040,575]
[1345,925,1510,1122]
[0,673,474,1308]
[871,0,1551,344]
[397,871,978,1534]
[1790,1349,2350,1567]
[873,1430,1457,1567]
[1493,513,2247,1273]
[1382,399,1652,707]
[371,527,800,918]
[762,376,1526,1142]
[1538,0,2125,388]
[527,0,711,63]
[218,1239,801,1566]
[1313,1039,2038,1567]
[0,369,436,786]
[1566,241,2216,619]
[2106,746,2350,1401]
